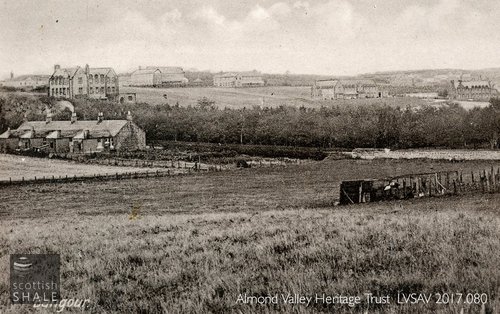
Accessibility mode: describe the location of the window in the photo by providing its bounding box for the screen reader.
[90,87,94,94]
[128,95,133,101]
[100,74,104,83]
[112,87,115,93]
[78,77,83,84]
[78,87,83,94]
[107,86,110,93]
[89,75,93,83]
[95,74,99,83]
[100,87,104,93]
[50,142,54,148]
[51,88,54,96]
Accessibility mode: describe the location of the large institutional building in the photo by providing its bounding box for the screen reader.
[213,71,264,87]
[311,79,387,100]
[449,79,498,101]
[48,64,119,100]
[129,66,188,87]
[0,111,146,154]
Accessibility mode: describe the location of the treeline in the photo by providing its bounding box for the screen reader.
[1,93,499,149]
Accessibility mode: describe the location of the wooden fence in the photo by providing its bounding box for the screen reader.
[0,168,213,187]
[0,157,301,187]
[340,166,500,205]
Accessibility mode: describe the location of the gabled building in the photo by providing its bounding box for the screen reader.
[213,71,264,87]
[311,79,386,100]
[449,79,498,101]
[0,111,146,154]
[48,64,119,100]
[129,66,188,87]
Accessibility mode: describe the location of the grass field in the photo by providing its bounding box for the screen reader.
[1,158,499,313]
[0,154,165,181]
[120,86,429,109]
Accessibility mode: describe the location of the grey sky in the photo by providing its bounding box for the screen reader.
[1,0,499,78]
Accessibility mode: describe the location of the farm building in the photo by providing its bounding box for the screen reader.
[0,72,49,89]
[213,71,264,87]
[449,79,498,101]
[130,66,188,87]
[311,79,388,100]
[0,111,146,154]
[48,64,119,100]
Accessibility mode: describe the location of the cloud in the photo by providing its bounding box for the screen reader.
[1,0,500,77]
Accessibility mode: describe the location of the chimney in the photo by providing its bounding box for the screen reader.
[54,64,60,72]
[85,64,89,74]
[46,109,53,124]
[126,111,133,121]
[71,111,77,124]
[97,112,104,123]
[10,71,13,80]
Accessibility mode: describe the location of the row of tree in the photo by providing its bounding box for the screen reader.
[1,93,499,149]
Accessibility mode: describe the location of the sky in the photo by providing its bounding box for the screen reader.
[1,0,500,79]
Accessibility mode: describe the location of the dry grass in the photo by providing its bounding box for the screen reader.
[0,158,499,313]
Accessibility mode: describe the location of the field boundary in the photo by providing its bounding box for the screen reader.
[340,166,500,205]
[347,149,500,161]
[0,168,209,187]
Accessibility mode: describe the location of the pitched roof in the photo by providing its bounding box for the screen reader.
[16,120,128,138]
[146,66,184,74]
[131,68,160,76]
[0,128,12,138]
[88,67,114,75]
[52,67,81,78]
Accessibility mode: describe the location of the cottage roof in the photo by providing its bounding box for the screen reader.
[19,130,34,139]
[16,120,128,138]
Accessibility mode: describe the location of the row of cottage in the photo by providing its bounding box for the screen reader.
[0,111,146,154]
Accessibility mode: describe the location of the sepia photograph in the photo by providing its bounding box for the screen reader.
[0,0,499,313]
